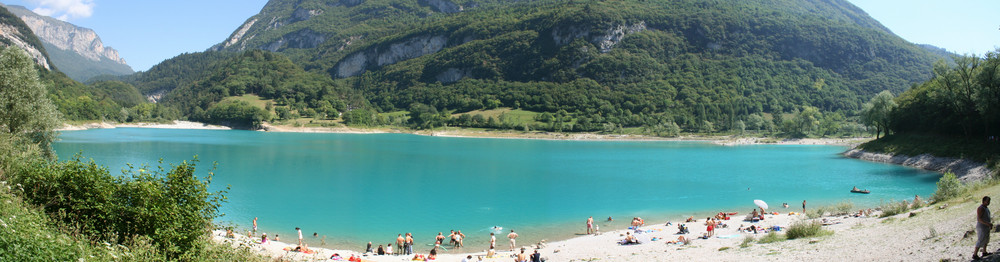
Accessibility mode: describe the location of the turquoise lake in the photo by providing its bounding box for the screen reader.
[53,128,939,252]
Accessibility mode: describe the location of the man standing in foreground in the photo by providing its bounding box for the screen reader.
[974,196,993,260]
[508,229,519,251]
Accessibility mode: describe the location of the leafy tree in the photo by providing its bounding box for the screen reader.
[860,90,896,139]
[794,106,822,137]
[0,47,61,157]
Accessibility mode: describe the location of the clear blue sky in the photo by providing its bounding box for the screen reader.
[2,0,998,71]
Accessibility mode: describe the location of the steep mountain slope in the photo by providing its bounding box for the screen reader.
[0,5,50,69]
[165,0,949,131]
[3,4,133,82]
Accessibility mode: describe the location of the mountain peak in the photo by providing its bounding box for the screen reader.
[3,4,133,81]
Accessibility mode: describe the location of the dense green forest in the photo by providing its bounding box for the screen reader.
[94,0,942,134]
[856,50,1000,164]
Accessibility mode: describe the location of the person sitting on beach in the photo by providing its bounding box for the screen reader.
[261,233,268,244]
[516,248,528,262]
[622,232,639,245]
[386,243,393,255]
[677,223,689,234]
[378,244,385,255]
[686,216,695,222]
[531,249,542,262]
[367,241,374,253]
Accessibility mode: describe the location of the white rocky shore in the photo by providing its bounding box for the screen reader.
[57,121,231,131]
[844,149,993,182]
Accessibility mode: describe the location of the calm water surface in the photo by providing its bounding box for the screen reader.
[53,128,939,251]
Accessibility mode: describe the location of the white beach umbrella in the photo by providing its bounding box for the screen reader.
[754,199,768,210]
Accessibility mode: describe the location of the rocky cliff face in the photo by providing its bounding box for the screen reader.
[0,23,50,69]
[0,5,50,70]
[5,5,128,66]
[334,34,448,78]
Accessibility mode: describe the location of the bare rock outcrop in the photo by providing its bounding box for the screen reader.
[552,22,647,53]
[334,34,448,78]
[843,149,994,182]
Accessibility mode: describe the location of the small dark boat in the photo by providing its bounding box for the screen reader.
[850,189,870,194]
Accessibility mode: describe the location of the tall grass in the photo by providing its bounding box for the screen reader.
[740,235,754,248]
[878,200,911,218]
[757,232,784,243]
[785,221,828,239]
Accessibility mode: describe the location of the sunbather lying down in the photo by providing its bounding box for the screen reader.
[667,236,689,245]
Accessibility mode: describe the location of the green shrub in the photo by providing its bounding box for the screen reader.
[9,155,228,259]
[740,235,754,248]
[879,200,910,218]
[932,172,963,202]
[786,221,827,239]
[758,232,784,243]
[831,201,854,216]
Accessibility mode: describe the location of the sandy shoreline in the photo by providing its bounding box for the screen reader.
[59,120,870,146]
[57,120,231,131]
[218,198,995,262]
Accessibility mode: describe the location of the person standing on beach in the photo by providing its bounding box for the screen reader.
[508,230,518,251]
[974,196,993,260]
[490,232,496,249]
[802,200,807,213]
[396,234,405,255]
[252,217,258,235]
[587,216,594,234]
[457,230,466,247]
[296,227,303,247]
[405,233,414,255]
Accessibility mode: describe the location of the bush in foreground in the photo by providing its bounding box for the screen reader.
[932,172,963,202]
[9,155,228,259]
[786,221,828,239]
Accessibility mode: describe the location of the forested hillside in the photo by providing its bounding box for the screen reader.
[180,0,947,133]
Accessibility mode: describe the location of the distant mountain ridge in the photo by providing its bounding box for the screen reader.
[2,4,133,82]
[124,0,959,132]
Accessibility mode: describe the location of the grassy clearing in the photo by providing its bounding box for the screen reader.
[453,108,543,125]
[222,94,273,110]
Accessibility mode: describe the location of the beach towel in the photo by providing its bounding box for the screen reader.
[717,234,741,239]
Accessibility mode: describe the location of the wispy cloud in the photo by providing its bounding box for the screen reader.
[28,0,95,21]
